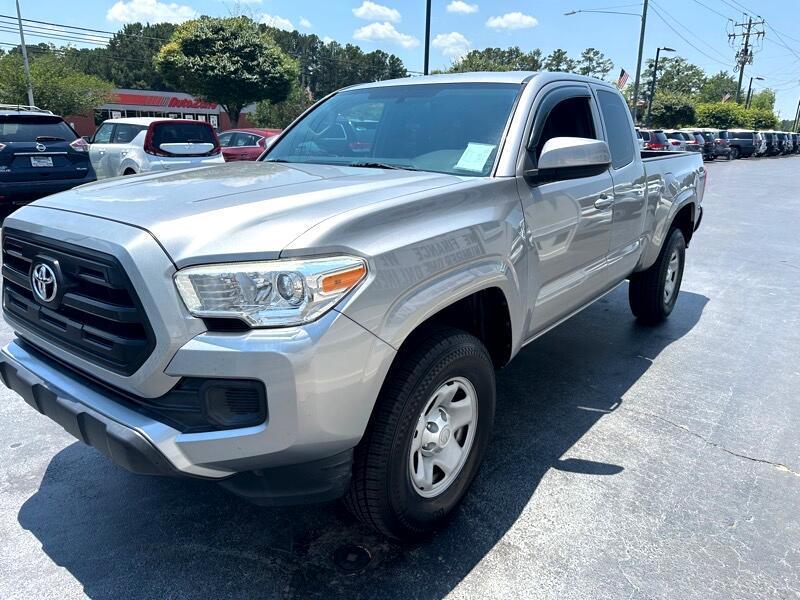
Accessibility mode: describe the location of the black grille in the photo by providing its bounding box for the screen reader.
[2,229,155,375]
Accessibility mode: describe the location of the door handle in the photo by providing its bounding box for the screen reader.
[594,194,614,210]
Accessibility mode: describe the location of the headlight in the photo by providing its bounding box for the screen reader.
[174,256,367,327]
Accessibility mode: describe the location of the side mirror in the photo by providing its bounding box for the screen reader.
[526,137,611,183]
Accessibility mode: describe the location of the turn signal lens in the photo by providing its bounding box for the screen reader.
[321,264,367,294]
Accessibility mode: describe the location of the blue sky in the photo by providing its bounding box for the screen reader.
[8,0,800,118]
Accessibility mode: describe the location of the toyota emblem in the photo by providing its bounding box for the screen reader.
[35,143,46,152]
[31,263,58,303]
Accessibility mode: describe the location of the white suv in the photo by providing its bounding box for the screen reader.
[89,118,224,178]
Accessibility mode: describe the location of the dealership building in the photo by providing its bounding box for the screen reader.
[67,88,256,137]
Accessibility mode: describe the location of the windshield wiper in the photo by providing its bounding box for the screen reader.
[347,161,419,171]
[36,136,65,142]
[264,158,290,163]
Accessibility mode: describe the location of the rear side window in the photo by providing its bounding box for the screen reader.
[112,124,144,144]
[0,116,77,142]
[653,132,668,144]
[235,133,261,146]
[596,89,634,168]
[719,131,729,139]
[151,121,216,146]
[640,131,651,141]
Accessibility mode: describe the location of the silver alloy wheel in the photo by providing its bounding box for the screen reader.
[664,248,680,303]
[409,377,478,498]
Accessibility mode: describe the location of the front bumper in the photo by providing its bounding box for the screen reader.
[0,340,357,503]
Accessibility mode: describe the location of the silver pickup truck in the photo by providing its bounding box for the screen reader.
[0,72,704,540]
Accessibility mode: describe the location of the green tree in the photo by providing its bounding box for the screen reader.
[543,49,576,72]
[744,108,778,129]
[576,48,613,79]
[649,92,696,128]
[253,82,314,128]
[698,71,739,103]
[155,16,297,127]
[642,56,706,97]
[447,46,543,73]
[0,51,112,115]
[696,102,747,128]
[779,119,795,131]
[749,88,775,111]
[265,28,407,99]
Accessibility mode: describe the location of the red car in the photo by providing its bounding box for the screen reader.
[219,128,281,161]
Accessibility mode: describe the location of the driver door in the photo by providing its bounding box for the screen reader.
[517,84,615,336]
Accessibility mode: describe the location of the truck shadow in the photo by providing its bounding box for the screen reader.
[18,286,707,600]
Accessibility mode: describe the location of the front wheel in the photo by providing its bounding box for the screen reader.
[730,147,740,160]
[628,227,686,324]
[345,327,495,541]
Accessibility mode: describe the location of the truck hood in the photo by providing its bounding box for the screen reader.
[34,161,464,266]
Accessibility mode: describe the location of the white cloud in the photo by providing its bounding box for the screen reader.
[353,22,418,48]
[447,1,478,14]
[261,13,294,31]
[432,31,470,58]
[353,1,401,23]
[486,12,538,30]
[299,17,312,28]
[322,35,335,44]
[106,0,198,23]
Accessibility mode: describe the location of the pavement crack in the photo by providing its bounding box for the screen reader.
[622,407,800,478]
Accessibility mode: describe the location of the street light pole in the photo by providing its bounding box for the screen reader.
[745,76,764,109]
[423,0,431,75]
[15,0,34,107]
[645,47,675,127]
[794,98,800,133]
[565,3,649,122]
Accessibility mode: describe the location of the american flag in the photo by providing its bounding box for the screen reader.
[616,68,630,88]
[722,92,732,103]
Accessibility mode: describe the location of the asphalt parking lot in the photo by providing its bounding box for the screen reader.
[0,156,798,600]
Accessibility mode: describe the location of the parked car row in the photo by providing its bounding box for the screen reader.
[636,126,800,161]
[1,106,284,209]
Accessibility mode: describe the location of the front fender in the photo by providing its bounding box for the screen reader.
[363,253,524,352]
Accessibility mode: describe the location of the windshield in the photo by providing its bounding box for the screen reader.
[265,82,522,176]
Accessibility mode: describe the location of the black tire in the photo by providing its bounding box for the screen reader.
[628,227,686,324]
[730,146,740,160]
[123,168,136,176]
[345,327,495,541]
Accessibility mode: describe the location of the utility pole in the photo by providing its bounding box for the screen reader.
[15,0,34,106]
[631,0,649,123]
[729,16,765,103]
[423,0,431,75]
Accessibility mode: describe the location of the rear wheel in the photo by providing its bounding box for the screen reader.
[345,327,495,541]
[123,168,136,176]
[628,227,686,324]
[730,146,740,160]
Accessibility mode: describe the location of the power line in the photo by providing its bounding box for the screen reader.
[689,0,733,21]
[651,1,731,62]
[648,3,734,67]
